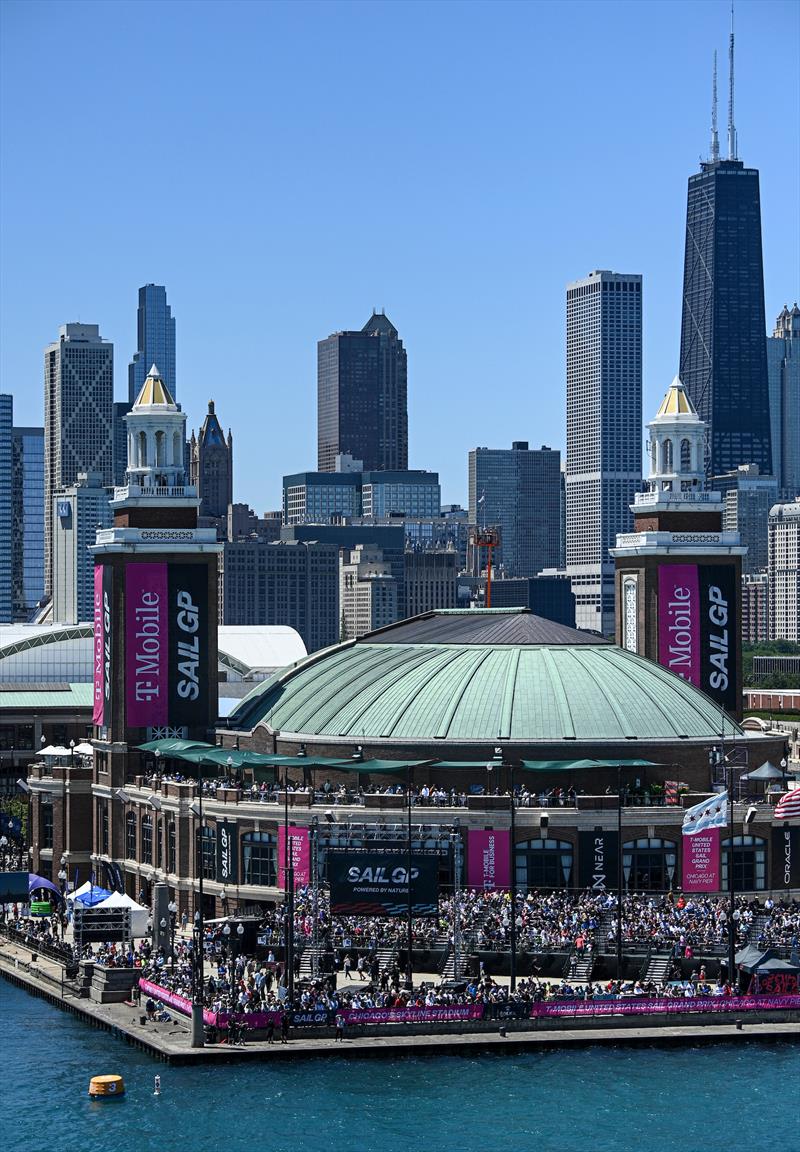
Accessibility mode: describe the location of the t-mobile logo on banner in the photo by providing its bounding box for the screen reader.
[126,563,168,728]
[658,565,700,686]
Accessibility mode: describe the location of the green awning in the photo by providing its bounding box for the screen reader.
[335,759,434,774]
[521,757,658,772]
[137,739,215,755]
[521,759,591,772]
[431,761,490,769]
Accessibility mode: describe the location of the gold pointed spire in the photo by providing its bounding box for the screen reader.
[133,364,176,409]
[656,376,697,417]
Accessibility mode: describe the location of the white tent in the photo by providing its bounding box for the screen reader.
[96,890,150,938]
[66,880,95,902]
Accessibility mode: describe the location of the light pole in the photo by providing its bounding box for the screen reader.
[622,764,627,981]
[283,768,295,1005]
[223,922,231,968]
[168,899,177,970]
[406,763,413,990]
[189,762,206,1048]
[227,756,233,789]
[509,758,517,992]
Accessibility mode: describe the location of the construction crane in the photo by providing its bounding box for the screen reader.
[471,527,501,608]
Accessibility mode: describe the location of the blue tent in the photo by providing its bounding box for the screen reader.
[74,886,112,907]
[28,874,62,900]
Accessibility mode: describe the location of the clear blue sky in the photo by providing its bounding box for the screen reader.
[1,0,798,509]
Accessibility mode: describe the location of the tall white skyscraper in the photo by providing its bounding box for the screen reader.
[44,324,114,599]
[565,270,642,634]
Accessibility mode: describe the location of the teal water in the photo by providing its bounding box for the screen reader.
[1,978,797,1152]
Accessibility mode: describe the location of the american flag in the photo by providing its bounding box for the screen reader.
[774,789,800,821]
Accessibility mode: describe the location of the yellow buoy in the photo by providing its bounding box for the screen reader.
[88,1075,125,1099]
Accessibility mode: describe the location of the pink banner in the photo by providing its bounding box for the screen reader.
[530,994,800,1018]
[658,564,700,686]
[467,829,510,890]
[126,563,168,728]
[341,1005,484,1025]
[682,826,721,892]
[278,825,311,888]
[92,567,106,725]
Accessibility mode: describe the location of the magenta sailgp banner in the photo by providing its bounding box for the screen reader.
[126,563,169,728]
[92,565,113,726]
[682,826,721,892]
[467,829,510,890]
[658,564,700,687]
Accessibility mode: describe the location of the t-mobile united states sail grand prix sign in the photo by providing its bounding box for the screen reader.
[657,563,737,713]
[125,562,209,728]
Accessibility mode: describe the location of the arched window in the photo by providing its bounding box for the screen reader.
[141,814,153,865]
[680,438,692,473]
[650,440,657,474]
[126,812,137,860]
[722,835,767,891]
[138,431,147,468]
[623,837,677,891]
[515,838,573,890]
[172,431,182,470]
[663,438,674,473]
[155,430,166,467]
[242,832,276,887]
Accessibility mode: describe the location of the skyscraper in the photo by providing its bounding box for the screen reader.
[566,271,642,634]
[678,31,771,479]
[768,500,800,641]
[0,395,12,622]
[11,425,45,621]
[189,400,233,535]
[128,284,176,406]
[317,311,408,472]
[468,442,561,578]
[44,324,114,599]
[767,304,800,493]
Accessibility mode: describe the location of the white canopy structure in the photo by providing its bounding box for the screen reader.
[96,890,150,938]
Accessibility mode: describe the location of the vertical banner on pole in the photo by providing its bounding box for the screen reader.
[682,827,721,891]
[278,826,310,887]
[466,830,510,889]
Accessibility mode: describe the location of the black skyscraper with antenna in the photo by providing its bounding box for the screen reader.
[679,9,772,480]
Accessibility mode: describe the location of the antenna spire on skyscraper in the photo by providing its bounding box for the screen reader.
[727,3,737,160]
[710,50,720,163]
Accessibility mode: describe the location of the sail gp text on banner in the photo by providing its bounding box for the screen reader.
[167,564,208,727]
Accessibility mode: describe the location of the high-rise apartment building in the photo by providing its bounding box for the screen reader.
[128,284,176,406]
[768,500,800,641]
[767,304,800,493]
[44,324,114,600]
[742,572,769,643]
[318,311,408,472]
[52,472,113,623]
[340,546,399,640]
[283,470,363,525]
[718,464,778,576]
[566,271,642,634]
[190,400,233,534]
[468,442,561,579]
[221,539,339,653]
[12,425,45,621]
[281,522,406,617]
[0,396,12,622]
[404,550,458,617]
[678,39,771,479]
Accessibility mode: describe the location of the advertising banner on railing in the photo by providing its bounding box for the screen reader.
[466,830,510,890]
[277,825,311,888]
[657,563,738,713]
[93,565,113,726]
[125,561,209,729]
[328,851,439,916]
[682,826,720,892]
[340,1005,484,1025]
[530,994,800,1019]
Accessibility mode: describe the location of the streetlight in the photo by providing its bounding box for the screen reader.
[223,922,231,968]
[226,756,233,788]
[188,759,208,1048]
[282,766,295,1005]
[160,916,168,958]
[168,899,177,969]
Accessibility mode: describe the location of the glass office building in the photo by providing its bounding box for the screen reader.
[317,311,408,473]
[0,396,12,621]
[128,284,176,406]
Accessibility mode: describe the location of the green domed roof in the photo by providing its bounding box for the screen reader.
[230,610,740,745]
